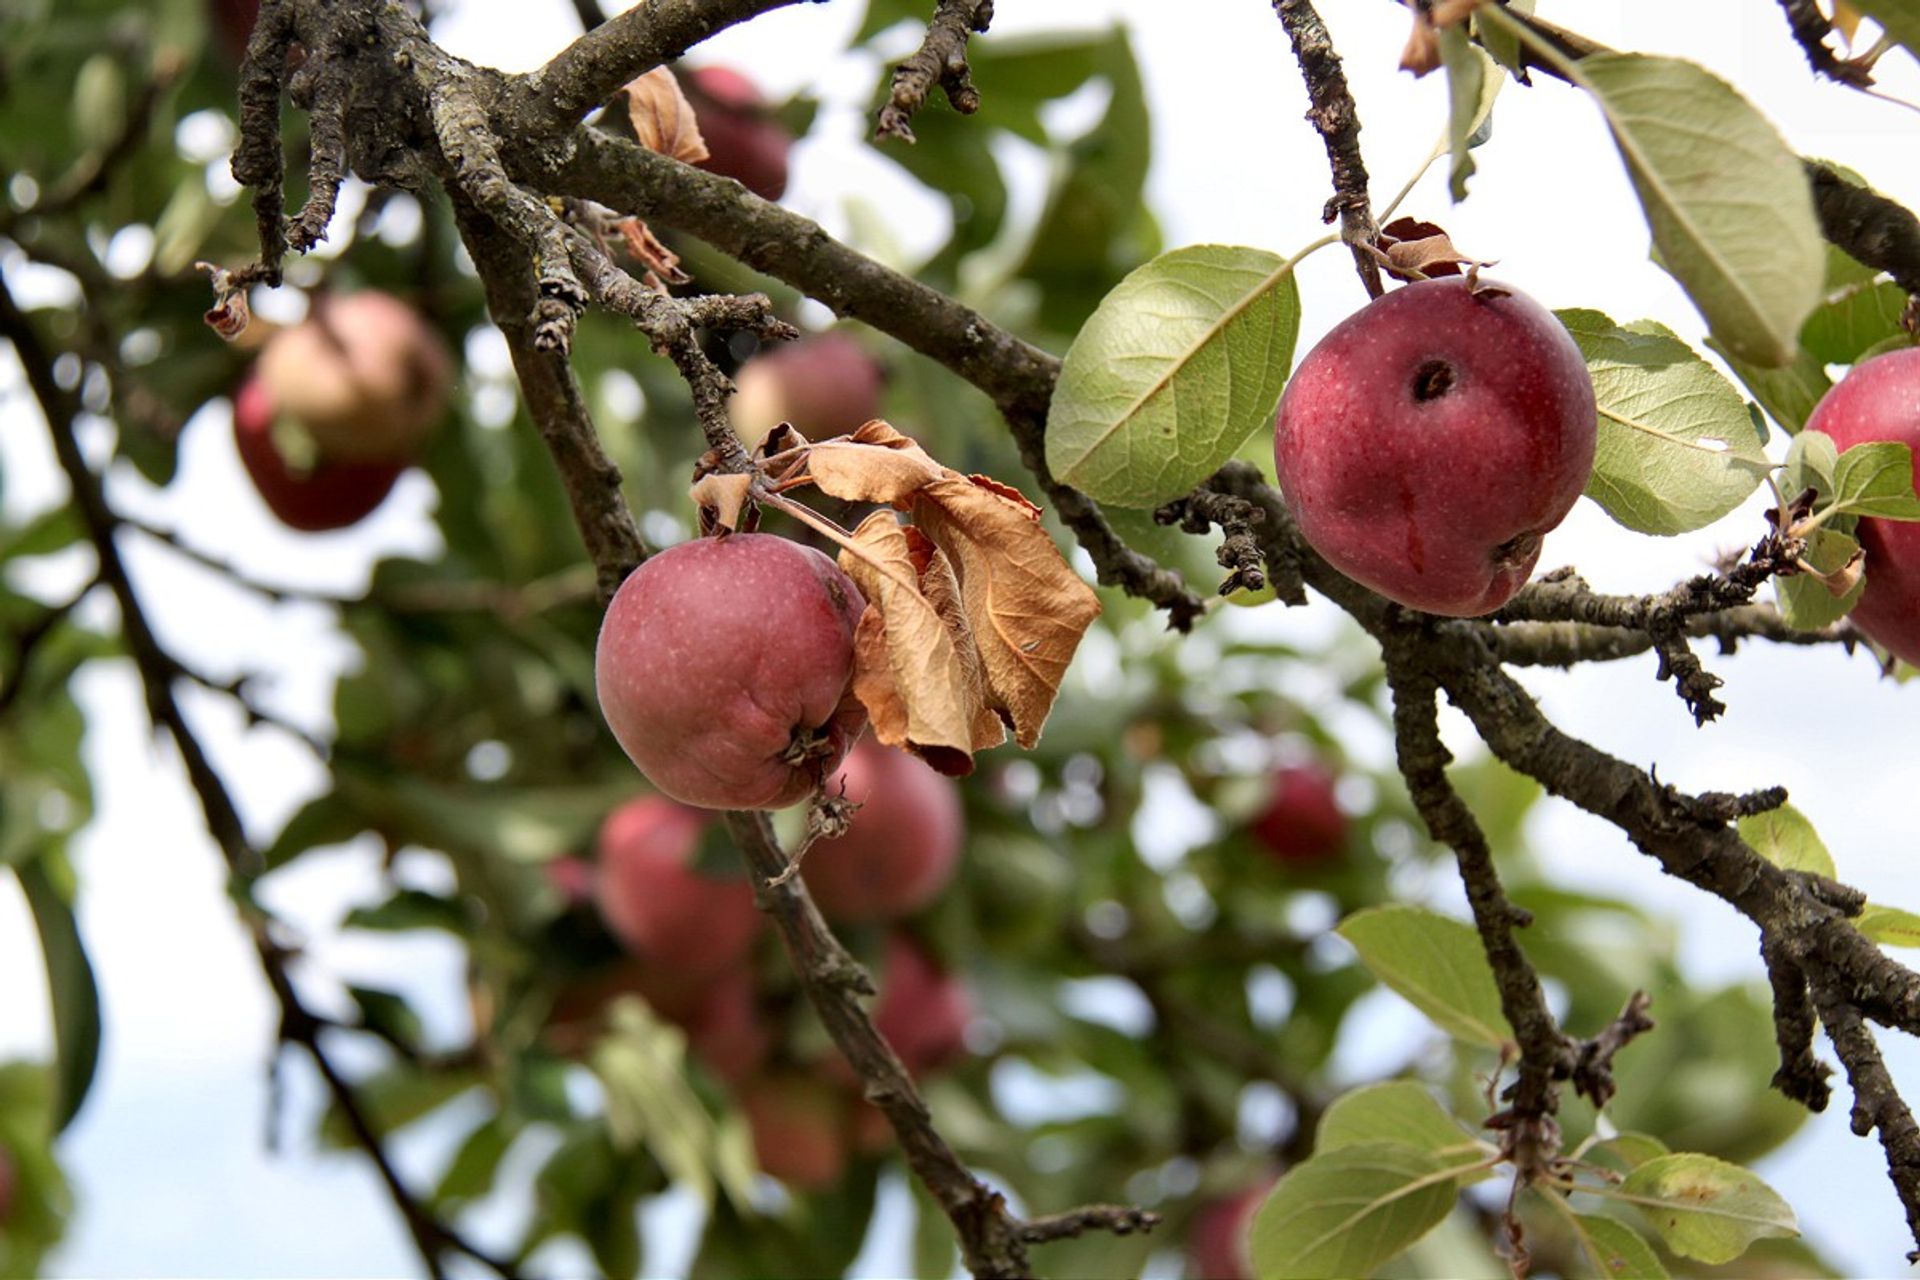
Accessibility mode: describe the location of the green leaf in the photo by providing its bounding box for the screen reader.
[1336,906,1512,1049]
[1474,0,1535,77]
[1831,441,1920,519]
[1775,526,1865,630]
[1737,804,1836,878]
[1316,1081,1484,1167]
[16,857,101,1134]
[1249,1142,1460,1280]
[1575,54,1823,367]
[1558,309,1772,534]
[1709,337,1830,434]
[262,792,367,870]
[1046,244,1302,507]
[1437,26,1499,201]
[1617,1152,1797,1263]
[1785,429,1840,500]
[1567,1213,1670,1279]
[1802,278,1912,366]
[590,998,756,1210]
[1857,904,1920,948]
[436,1116,515,1207]
[1590,1131,1672,1174]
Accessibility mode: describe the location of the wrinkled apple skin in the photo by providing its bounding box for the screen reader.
[1804,347,1920,666]
[593,796,763,978]
[803,740,963,922]
[256,291,453,463]
[1274,278,1596,617]
[1250,763,1347,866]
[728,332,885,448]
[685,66,791,202]
[595,534,868,809]
[741,1074,847,1190]
[232,375,403,532]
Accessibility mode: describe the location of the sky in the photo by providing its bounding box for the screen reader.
[3,0,1920,1276]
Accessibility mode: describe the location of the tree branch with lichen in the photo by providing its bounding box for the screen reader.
[876,0,995,143]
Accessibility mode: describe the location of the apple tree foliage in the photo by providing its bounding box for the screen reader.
[2,1,1920,1278]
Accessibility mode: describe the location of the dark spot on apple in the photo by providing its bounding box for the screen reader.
[1412,360,1455,402]
[1491,530,1543,569]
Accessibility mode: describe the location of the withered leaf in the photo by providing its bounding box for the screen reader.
[838,514,1001,773]
[689,472,754,533]
[911,474,1102,749]
[804,420,944,506]
[623,67,710,165]
[1379,217,1477,281]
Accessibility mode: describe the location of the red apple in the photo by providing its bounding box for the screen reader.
[685,66,792,202]
[208,0,260,64]
[681,969,773,1085]
[593,796,763,979]
[1803,346,1920,665]
[1186,1178,1276,1280]
[256,291,453,463]
[741,1074,847,1190]
[802,740,963,923]
[728,332,885,448]
[594,534,867,810]
[1274,278,1596,616]
[1250,763,1347,866]
[232,374,403,532]
[872,934,972,1077]
[543,854,596,907]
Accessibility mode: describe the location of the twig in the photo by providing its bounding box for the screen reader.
[876,0,995,143]
[1492,548,1799,725]
[1487,605,1859,668]
[568,0,607,32]
[120,516,359,607]
[1762,938,1833,1110]
[1805,160,1920,299]
[1568,990,1655,1108]
[0,580,96,717]
[1776,0,1877,88]
[0,274,513,1280]
[450,190,650,603]
[1384,654,1571,1178]
[1812,986,1920,1261]
[724,812,1158,1278]
[1272,0,1383,299]
[500,0,812,146]
[1155,483,1279,599]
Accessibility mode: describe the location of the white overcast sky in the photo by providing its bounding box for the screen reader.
[3,1,1919,1276]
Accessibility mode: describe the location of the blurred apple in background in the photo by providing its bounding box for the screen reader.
[727,332,885,448]
[1250,762,1347,866]
[802,739,963,923]
[741,1074,848,1190]
[593,796,763,979]
[683,65,792,202]
[256,291,453,463]
[231,375,405,532]
[1185,1177,1275,1280]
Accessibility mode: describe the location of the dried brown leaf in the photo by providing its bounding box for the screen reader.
[689,472,755,533]
[911,475,1102,749]
[624,67,710,165]
[804,419,945,506]
[838,512,1001,773]
[1379,217,1481,281]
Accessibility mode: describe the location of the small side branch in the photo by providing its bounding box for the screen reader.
[1762,938,1833,1110]
[1155,482,1282,600]
[451,192,650,602]
[1272,0,1383,298]
[877,0,995,143]
[501,0,810,146]
[1384,655,1572,1175]
[1813,986,1920,1260]
[723,813,1159,1279]
[1776,0,1877,88]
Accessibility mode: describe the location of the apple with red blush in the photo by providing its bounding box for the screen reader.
[1274,277,1596,617]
